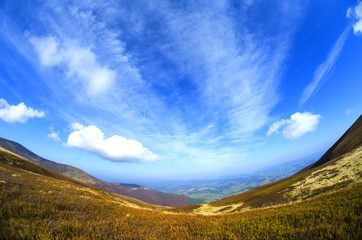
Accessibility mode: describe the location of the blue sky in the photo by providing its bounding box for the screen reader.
[0,0,361,183]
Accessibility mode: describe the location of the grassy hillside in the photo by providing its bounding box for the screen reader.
[301,114,362,172]
[1,146,361,239]
[175,115,362,214]
[1,117,360,239]
[0,147,360,239]
[0,137,202,207]
[0,147,161,210]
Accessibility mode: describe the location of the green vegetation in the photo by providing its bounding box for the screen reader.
[153,158,314,203]
[1,147,361,239]
[195,146,361,213]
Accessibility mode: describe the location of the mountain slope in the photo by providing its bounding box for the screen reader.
[300,114,362,172]
[1,144,361,239]
[0,137,202,207]
[0,146,158,210]
[176,115,362,214]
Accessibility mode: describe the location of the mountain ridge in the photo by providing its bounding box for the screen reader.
[173,114,362,214]
[0,115,361,238]
[1,131,361,239]
[0,137,203,207]
[299,114,362,173]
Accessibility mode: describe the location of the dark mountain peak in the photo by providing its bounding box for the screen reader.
[299,114,362,173]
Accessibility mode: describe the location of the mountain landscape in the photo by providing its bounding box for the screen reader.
[0,136,317,205]
[0,137,202,208]
[175,114,362,214]
[148,156,316,203]
[1,115,361,239]
[1,1,362,239]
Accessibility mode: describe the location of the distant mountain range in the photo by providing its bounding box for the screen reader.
[0,137,203,207]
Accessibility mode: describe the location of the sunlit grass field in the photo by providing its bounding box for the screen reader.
[1,149,361,239]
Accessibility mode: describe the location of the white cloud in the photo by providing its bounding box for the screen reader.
[0,98,44,123]
[267,112,321,139]
[29,36,63,66]
[47,132,60,142]
[300,2,362,106]
[300,24,351,105]
[347,2,362,35]
[347,7,353,18]
[152,1,302,138]
[2,1,312,171]
[30,36,115,96]
[65,124,159,163]
[267,119,287,136]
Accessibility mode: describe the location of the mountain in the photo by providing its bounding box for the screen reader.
[1,125,360,239]
[0,137,202,207]
[0,146,158,210]
[300,114,362,172]
[175,115,362,214]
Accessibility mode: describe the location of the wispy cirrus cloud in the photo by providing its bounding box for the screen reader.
[300,23,351,106]
[1,0,306,168]
[42,1,303,163]
[47,132,60,142]
[0,98,44,123]
[299,2,362,106]
[149,0,303,138]
[30,36,115,96]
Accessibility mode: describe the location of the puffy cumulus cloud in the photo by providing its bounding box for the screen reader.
[267,112,321,139]
[47,132,60,142]
[65,123,159,163]
[347,1,362,35]
[30,36,115,96]
[0,98,44,123]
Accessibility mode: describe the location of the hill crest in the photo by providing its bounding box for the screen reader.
[0,137,202,207]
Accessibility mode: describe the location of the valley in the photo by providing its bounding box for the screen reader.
[149,156,316,203]
[1,115,361,239]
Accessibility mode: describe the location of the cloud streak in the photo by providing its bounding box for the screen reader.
[151,0,302,138]
[300,21,351,106]
[0,1,309,170]
[0,98,44,123]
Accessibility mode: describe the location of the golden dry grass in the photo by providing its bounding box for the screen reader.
[1,146,362,239]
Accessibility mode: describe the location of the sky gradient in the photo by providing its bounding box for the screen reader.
[0,0,361,183]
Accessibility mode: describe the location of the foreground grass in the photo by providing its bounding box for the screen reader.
[1,155,361,240]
